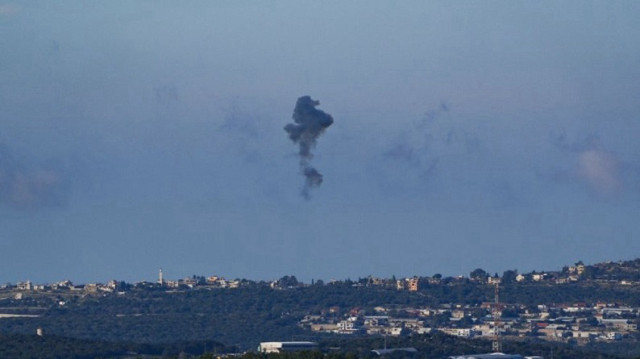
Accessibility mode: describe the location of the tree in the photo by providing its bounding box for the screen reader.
[278,275,299,287]
[585,316,600,327]
[470,268,488,281]
[502,270,518,283]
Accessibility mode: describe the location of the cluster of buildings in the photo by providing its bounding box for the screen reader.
[1,270,245,297]
[4,258,639,296]
[298,301,639,344]
[156,269,241,289]
[4,280,121,296]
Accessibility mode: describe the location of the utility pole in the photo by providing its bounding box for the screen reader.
[492,281,502,353]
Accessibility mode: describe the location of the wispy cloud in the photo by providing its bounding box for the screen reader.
[0,145,68,210]
[578,148,621,194]
[383,102,475,178]
[551,132,622,196]
[0,3,19,16]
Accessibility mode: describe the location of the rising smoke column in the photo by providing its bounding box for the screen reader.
[284,96,333,199]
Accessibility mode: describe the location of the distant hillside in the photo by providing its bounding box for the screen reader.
[573,258,640,281]
[1,278,639,349]
[0,257,638,353]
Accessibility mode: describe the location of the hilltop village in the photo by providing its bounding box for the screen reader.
[296,262,639,343]
[1,259,639,350]
[298,285,638,343]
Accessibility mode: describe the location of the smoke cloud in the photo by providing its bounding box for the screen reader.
[551,132,622,195]
[383,102,455,175]
[578,149,621,194]
[284,96,333,199]
[0,145,66,210]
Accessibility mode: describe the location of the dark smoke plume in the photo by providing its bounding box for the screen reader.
[284,96,333,199]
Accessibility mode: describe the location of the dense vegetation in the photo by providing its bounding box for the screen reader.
[0,331,633,359]
[312,332,628,359]
[1,279,639,350]
[0,333,230,359]
[207,333,629,359]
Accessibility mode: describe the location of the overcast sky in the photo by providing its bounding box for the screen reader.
[1,1,639,284]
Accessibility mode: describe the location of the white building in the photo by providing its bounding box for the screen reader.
[449,353,524,359]
[258,342,318,353]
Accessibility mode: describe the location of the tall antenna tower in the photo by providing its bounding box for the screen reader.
[492,281,502,353]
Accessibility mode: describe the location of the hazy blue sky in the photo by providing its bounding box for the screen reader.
[1,1,639,284]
